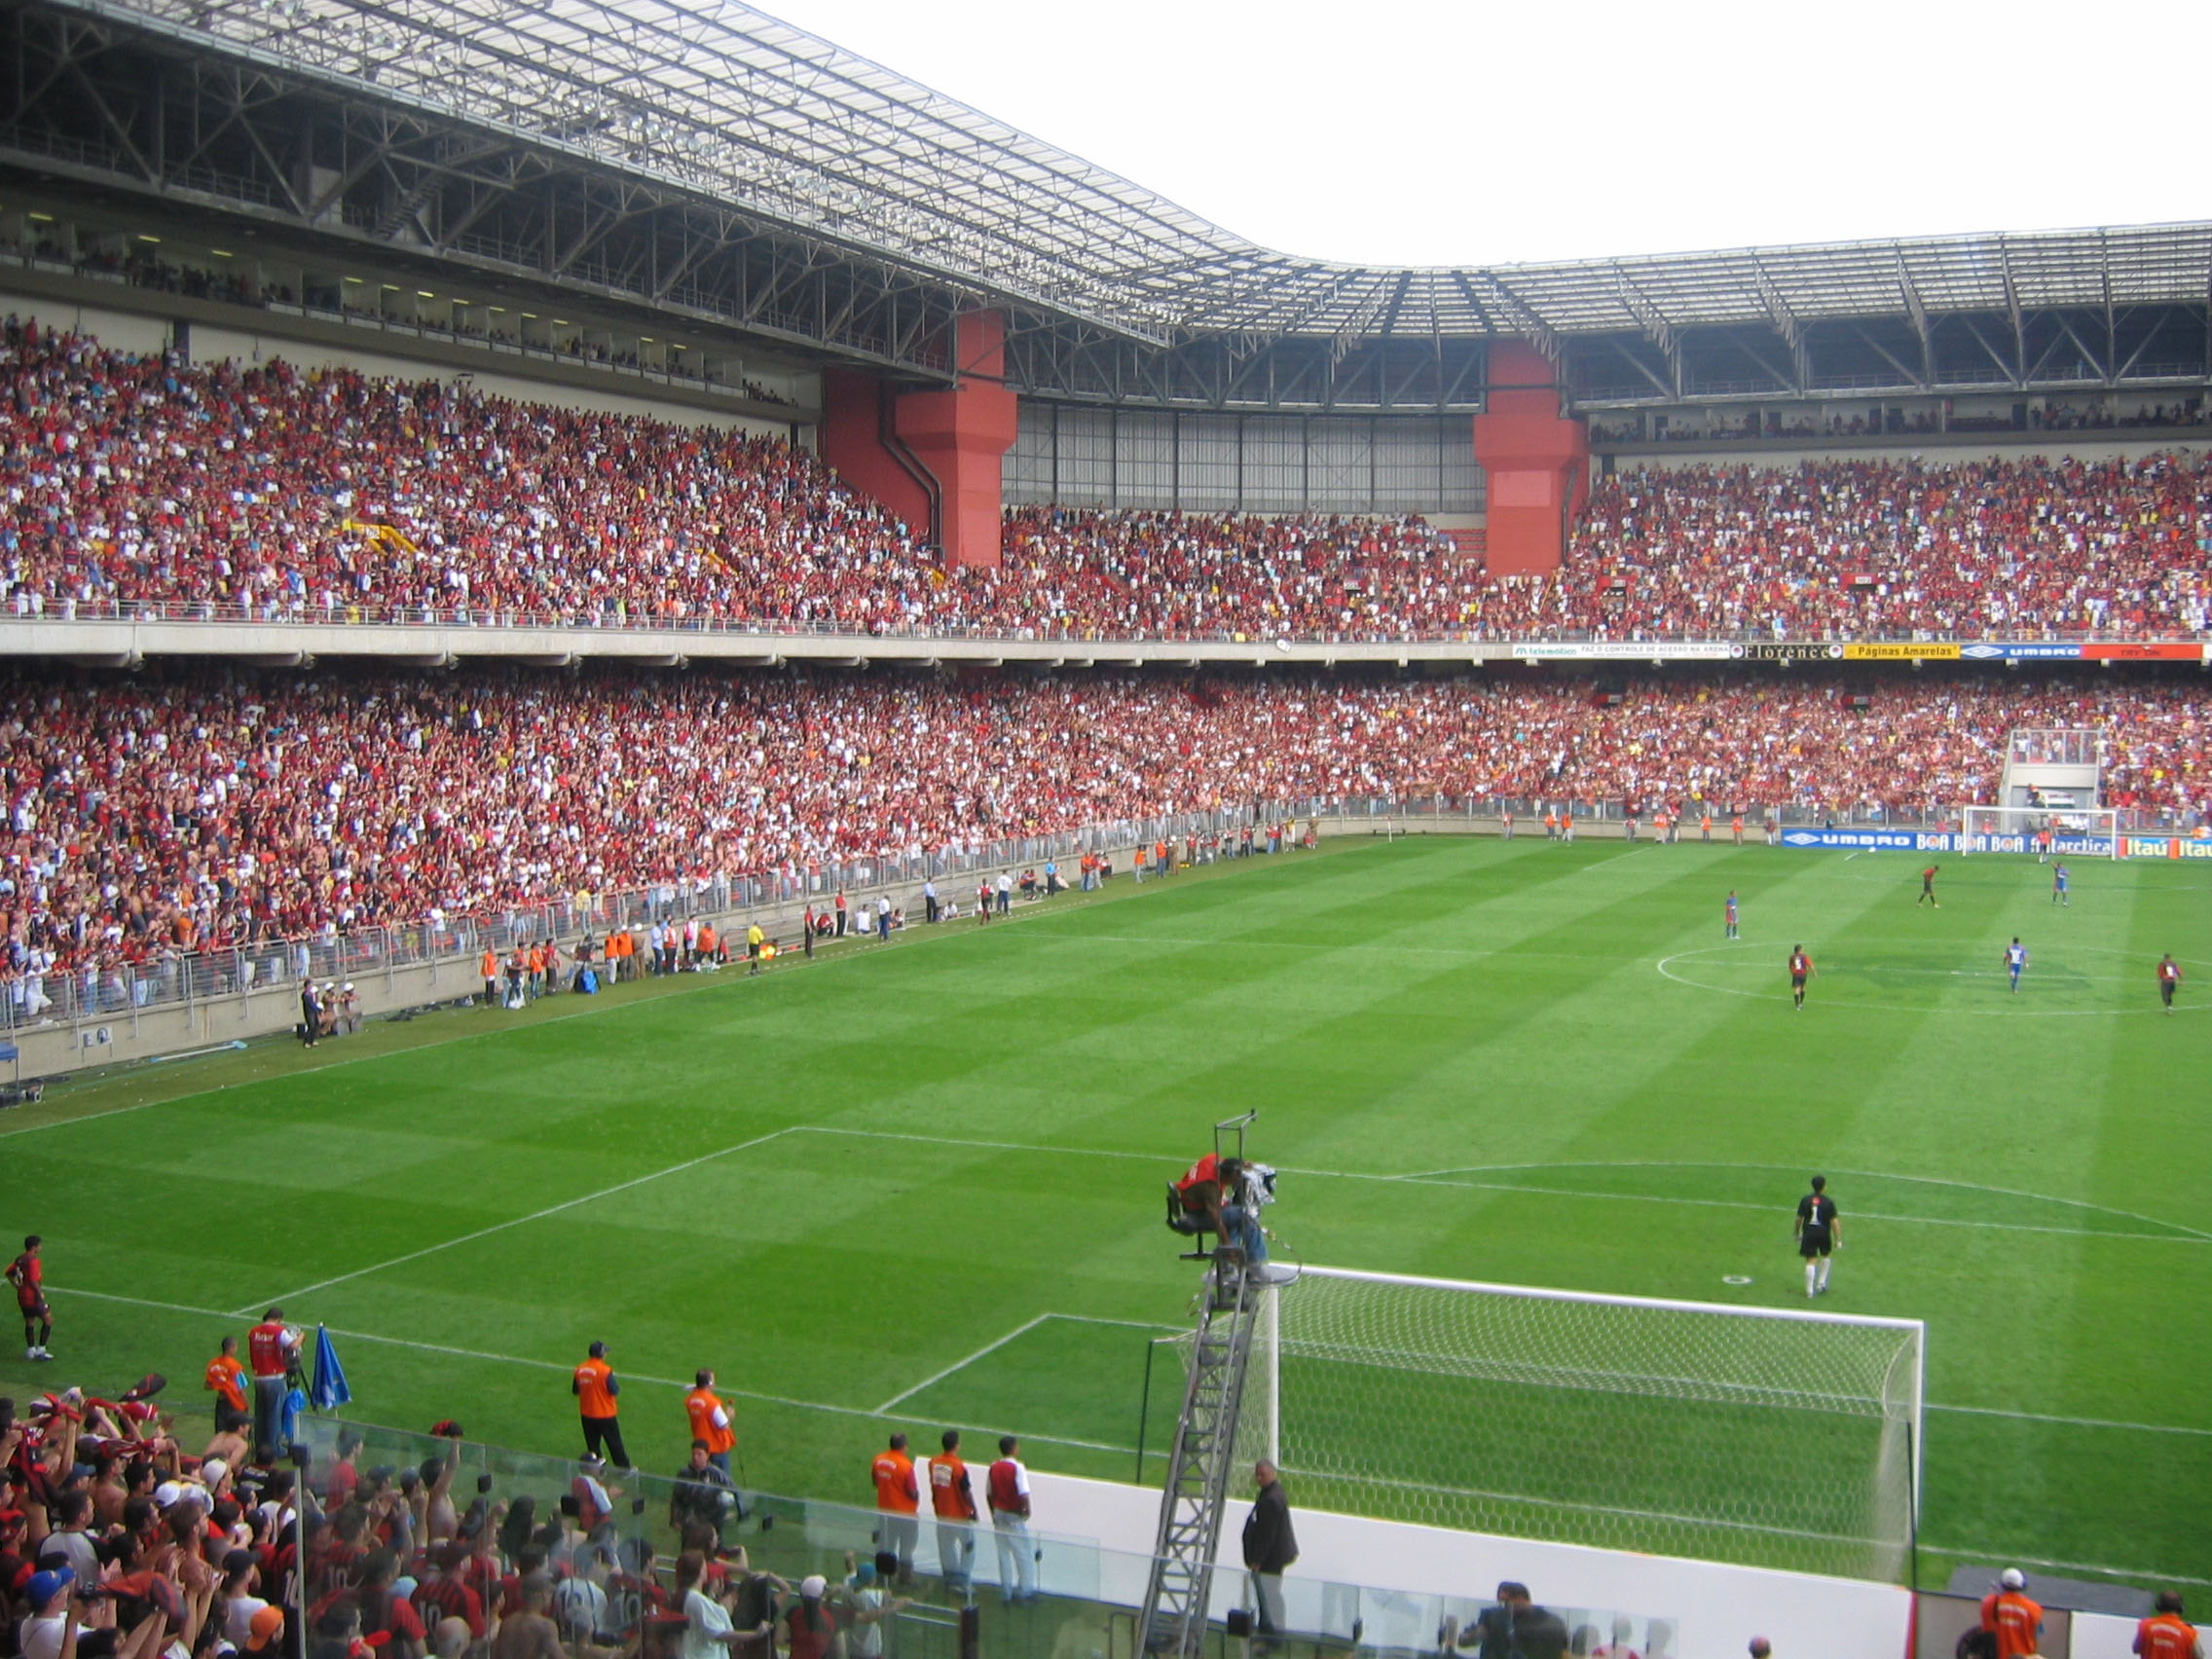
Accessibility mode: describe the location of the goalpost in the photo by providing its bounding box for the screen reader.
[1957,803,2120,859]
[1226,1267,1924,1583]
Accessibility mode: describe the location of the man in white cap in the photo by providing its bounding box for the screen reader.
[1978,1569,2042,1659]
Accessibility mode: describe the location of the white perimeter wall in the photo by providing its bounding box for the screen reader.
[1021,1469,1910,1659]
[2076,1613,2212,1659]
[1608,440,2212,471]
[189,323,788,434]
[0,289,171,356]
[0,290,791,437]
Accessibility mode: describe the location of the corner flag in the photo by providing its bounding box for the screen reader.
[311,1324,351,1411]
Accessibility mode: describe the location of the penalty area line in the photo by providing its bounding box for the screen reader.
[872,1311,1180,1416]
[48,1286,1141,1457]
[236,1126,801,1314]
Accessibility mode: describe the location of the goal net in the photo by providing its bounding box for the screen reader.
[1227,1267,1923,1583]
[1958,803,2119,858]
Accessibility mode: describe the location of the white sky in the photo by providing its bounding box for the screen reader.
[762,0,2210,268]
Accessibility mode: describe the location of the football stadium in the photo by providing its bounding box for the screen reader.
[0,5,2207,1658]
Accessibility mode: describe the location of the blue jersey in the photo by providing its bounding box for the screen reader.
[2007,944,2027,972]
[2054,868,2069,890]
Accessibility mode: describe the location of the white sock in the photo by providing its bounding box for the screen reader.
[1805,1261,1818,1296]
[1817,1261,1831,1292]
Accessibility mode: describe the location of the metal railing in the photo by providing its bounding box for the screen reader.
[274,1417,1675,1659]
[0,805,1302,1035]
[13,793,2211,1036]
[4,597,2205,648]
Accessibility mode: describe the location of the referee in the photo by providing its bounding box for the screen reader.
[1795,1176,1840,1299]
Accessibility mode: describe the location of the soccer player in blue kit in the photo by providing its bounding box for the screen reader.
[2052,863,2069,906]
[2006,938,2028,993]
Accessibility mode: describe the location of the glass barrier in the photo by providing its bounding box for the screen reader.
[279,1418,1670,1659]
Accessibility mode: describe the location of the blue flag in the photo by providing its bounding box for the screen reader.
[312,1324,351,1412]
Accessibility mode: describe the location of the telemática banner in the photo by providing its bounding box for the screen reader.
[1507,642,1738,661]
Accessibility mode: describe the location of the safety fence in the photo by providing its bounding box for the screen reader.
[270,1417,1668,1659]
[11,793,2206,1041]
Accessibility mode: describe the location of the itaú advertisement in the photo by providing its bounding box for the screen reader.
[2120,834,2212,859]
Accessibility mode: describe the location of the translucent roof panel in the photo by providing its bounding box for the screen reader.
[76,0,2212,344]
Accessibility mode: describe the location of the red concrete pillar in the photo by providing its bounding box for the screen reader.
[817,312,1018,568]
[1471,340,1589,577]
[894,312,1017,570]
[820,367,931,536]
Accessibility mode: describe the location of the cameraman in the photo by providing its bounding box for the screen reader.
[1174,1156,1292,1284]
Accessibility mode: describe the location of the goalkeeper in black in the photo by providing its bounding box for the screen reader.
[1795,1175,1840,1299]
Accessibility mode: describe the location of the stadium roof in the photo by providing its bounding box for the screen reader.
[66,0,2212,349]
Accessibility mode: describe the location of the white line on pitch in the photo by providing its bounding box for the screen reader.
[53,1284,2212,1466]
[1915,1539,2212,1588]
[1380,1177,2207,1245]
[49,1286,1142,1456]
[1927,1401,2212,1437]
[238,1126,800,1314]
[793,1126,2204,1244]
[873,1314,1057,1415]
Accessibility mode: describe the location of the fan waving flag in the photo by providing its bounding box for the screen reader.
[311,1324,351,1412]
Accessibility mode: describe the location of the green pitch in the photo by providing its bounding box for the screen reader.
[4,837,2208,1591]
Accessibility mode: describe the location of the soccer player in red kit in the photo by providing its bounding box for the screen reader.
[8,1235,50,1360]
[1788,946,1814,1011]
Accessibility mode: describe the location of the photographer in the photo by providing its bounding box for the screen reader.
[670,1440,738,1546]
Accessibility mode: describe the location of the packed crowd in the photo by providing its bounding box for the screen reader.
[1528,455,2212,639]
[0,1358,941,1659]
[6,317,2211,645]
[1588,400,2212,445]
[0,320,926,631]
[0,664,2206,998]
[0,1334,1719,1659]
[992,508,1477,639]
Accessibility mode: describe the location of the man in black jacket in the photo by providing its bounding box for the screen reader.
[1451,1583,1569,1659]
[1241,1460,1297,1654]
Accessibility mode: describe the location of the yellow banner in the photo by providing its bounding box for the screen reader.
[1842,642,1962,661]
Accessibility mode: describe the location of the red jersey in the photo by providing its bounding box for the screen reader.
[986,1457,1028,1518]
[8,1252,41,1310]
[1979,1591,2043,1659]
[572,1356,617,1418]
[1789,952,1812,977]
[2159,960,2183,984]
[2134,1612,2201,1659]
[684,1386,735,1455]
[1176,1153,1219,1198]
[871,1449,918,1514]
[928,1453,976,1520]
[248,1319,293,1378]
[204,1353,249,1413]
